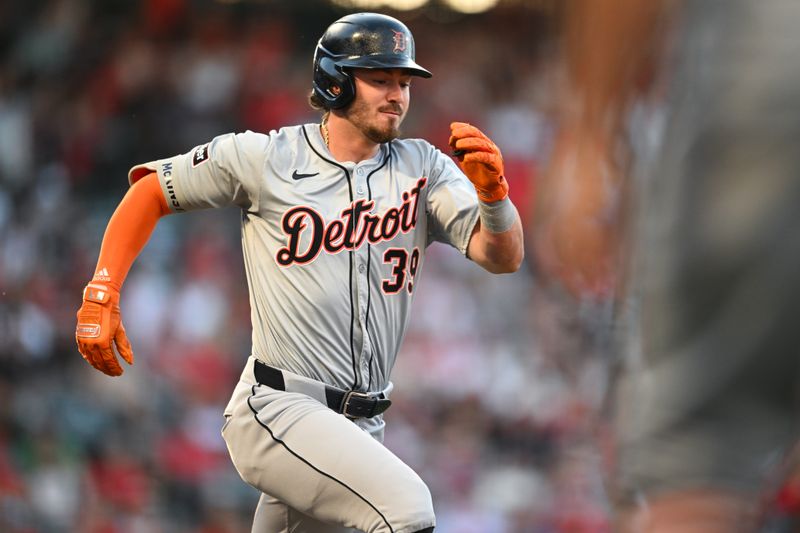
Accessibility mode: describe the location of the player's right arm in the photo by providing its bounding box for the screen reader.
[76,131,266,376]
[75,172,170,376]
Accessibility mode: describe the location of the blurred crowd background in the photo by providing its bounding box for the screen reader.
[0,1,618,531]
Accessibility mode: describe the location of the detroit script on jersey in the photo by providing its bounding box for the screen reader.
[276,178,426,266]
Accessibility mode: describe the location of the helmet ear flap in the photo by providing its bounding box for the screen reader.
[314,57,355,109]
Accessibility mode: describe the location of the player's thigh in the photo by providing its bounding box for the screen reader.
[223,382,435,533]
[251,492,356,533]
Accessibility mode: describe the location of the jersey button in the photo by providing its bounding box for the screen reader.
[357,186,364,195]
[357,168,364,175]
[358,264,366,273]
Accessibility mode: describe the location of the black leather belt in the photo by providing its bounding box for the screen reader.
[254,360,392,419]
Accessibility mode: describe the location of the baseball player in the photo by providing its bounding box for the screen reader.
[75,12,523,533]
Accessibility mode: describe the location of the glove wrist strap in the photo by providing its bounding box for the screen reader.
[83,283,113,304]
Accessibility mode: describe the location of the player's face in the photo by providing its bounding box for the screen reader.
[347,69,411,144]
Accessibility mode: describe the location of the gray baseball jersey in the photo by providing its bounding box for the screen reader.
[130,122,478,394]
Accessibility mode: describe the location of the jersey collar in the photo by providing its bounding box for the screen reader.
[302,123,388,168]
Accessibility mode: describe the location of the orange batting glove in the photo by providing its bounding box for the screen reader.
[449,122,509,203]
[75,283,134,376]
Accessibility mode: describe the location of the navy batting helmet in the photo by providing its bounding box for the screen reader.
[312,12,432,109]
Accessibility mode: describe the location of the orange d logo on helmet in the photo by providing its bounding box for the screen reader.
[392,30,407,53]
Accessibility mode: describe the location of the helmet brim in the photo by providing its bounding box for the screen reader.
[337,55,432,78]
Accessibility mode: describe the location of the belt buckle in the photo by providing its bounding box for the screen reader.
[341,390,372,419]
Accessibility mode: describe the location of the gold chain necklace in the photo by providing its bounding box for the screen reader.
[321,120,330,148]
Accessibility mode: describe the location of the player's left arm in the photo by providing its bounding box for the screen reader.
[449,122,524,274]
[466,214,524,274]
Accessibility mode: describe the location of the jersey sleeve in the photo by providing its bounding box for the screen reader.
[424,145,480,255]
[127,130,268,212]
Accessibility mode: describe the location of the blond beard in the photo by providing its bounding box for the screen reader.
[346,98,403,144]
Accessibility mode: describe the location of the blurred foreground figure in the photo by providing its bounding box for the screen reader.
[535,1,800,531]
